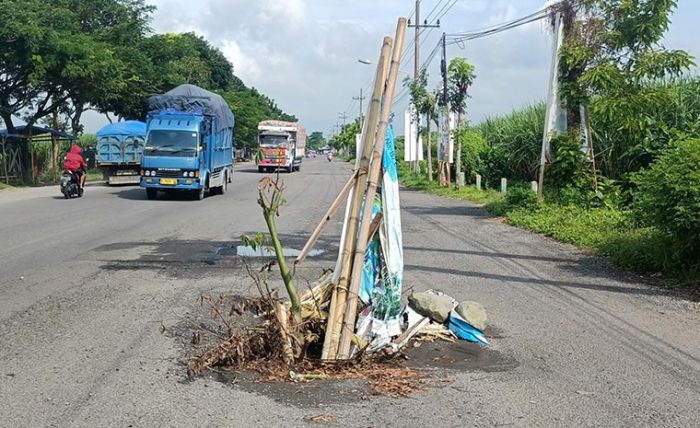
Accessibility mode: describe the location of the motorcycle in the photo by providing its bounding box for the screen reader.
[60,170,83,198]
[327,152,333,162]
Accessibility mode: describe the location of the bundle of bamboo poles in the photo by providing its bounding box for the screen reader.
[294,18,407,361]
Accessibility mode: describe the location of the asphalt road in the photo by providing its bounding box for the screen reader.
[1,158,698,427]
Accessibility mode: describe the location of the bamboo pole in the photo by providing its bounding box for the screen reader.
[295,170,358,266]
[337,17,407,359]
[321,36,393,360]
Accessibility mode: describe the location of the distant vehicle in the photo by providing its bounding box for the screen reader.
[327,152,333,162]
[140,84,234,200]
[257,120,306,173]
[95,121,146,185]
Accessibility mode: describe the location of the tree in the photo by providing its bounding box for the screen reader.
[331,121,360,158]
[558,0,694,170]
[0,0,155,136]
[403,70,428,173]
[307,132,326,150]
[448,57,476,187]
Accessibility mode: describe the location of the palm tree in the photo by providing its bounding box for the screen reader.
[448,57,476,187]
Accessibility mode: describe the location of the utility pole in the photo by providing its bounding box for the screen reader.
[439,32,450,185]
[338,112,348,128]
[441,33,448,107]
[352,88,365,128]
[408,0,440,173]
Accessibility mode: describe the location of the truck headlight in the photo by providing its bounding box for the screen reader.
[189,171,195,177]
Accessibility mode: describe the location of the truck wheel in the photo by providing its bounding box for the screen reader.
[258,166,264,173]
[220,172,228,195]
[146,188,157,200]
[195,187,205,201]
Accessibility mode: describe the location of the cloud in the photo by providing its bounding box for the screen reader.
[220,40,261,82]
[80,0,700,135]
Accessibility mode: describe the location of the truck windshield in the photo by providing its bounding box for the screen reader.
[260,135,288,147]
[145,131,198,156]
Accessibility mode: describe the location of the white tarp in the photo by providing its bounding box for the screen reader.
[438,105,454,163]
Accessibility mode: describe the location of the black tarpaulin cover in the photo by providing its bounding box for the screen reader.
[148,84,234,132]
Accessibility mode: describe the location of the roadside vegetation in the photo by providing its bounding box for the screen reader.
[398,1,699,289]
[1,0,296,185]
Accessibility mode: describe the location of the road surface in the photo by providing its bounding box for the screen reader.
[1,159,698,427]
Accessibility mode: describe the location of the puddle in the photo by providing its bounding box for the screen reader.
[232,245,325,258]
[403,339,517,373]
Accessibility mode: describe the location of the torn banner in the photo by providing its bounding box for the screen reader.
[358,115,404,347]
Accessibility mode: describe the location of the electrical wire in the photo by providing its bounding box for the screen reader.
[424,0,446,21]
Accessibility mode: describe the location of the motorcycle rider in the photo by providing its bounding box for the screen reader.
[64,144,87,192]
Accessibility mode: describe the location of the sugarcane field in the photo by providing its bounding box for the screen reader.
[2,1,700,427]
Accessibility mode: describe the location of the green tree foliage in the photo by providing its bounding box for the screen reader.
[331,120,360,157]
[0,0,155,134]
[447,57,476,185]
[454,127,487,181]
[307,132,326,150]
[559,0,694,163]
[633,139,700,264]
[0,0,296,153]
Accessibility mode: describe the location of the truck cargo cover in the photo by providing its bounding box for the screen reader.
[96,121,146,137]
[148,84,235,132]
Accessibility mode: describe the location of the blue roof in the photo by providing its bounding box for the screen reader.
[96,121,147,137]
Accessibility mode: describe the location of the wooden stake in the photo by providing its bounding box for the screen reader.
[337,17,407,359]
[321,36,393,360]
[295,170,358,266]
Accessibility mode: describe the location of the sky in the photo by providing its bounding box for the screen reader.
[82,0,700,136]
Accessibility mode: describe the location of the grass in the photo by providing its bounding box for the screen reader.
[86,169,103,182]
[398,167,698,290]
[0,181,15,190]
[398,162,504,205]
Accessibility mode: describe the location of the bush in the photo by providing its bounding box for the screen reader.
[633,138,700,264]
[455,127,487,181]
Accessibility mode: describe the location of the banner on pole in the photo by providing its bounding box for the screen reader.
[438,105,454,163]
[403,106,423,162]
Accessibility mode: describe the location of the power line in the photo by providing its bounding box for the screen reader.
[424,0,446,21]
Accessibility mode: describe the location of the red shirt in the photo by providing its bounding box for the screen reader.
[64,145,87,172]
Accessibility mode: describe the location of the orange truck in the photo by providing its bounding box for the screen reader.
[257,120,306,173]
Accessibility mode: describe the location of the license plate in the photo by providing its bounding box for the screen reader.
[159,178,177,185]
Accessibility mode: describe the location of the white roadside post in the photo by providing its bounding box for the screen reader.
[501,178,507,193]
[475,174,482,191]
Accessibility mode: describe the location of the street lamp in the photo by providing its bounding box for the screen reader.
[357,59,410,75]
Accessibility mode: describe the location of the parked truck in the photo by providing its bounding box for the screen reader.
[140,84,234,200]
[95,121,146,185]
[257,120,306,173]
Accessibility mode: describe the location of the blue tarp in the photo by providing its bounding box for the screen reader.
[96,121,146,138]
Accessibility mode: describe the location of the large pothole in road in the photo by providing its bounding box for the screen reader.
[94,236,335,278]
[167,293,517,408]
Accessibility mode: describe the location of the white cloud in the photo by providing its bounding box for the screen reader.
[220,40,261,81]
[80,0,700,135]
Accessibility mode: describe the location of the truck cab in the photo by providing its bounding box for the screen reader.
[256,121,306,173]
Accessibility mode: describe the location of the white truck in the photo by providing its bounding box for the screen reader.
[257,120,306,173]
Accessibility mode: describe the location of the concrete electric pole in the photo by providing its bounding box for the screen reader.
[408,0,440,172]
[352,88,365,128]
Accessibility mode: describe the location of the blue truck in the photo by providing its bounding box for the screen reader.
[140,84,235,200]
[95,121,147,185]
